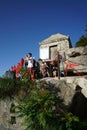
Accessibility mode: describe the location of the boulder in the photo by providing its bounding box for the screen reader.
[60,46,87,73]
[43,77,87,118]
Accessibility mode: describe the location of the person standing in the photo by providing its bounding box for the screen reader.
[41,61,48,78]
[27,53,34,81]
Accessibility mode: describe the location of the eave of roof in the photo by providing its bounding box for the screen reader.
[40,33,69,45]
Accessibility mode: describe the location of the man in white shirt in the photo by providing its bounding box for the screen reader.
[27,53,34,81]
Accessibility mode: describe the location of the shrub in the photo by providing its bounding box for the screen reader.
[0,77,28,99]
[75,36,87,47]
[16,80,79,130]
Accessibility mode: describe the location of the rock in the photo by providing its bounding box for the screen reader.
[61,46,87,73]
[44,77,75,105]
[45,77,87,103]
[66,46,87,56]
[68,55,87,65]
[43,76,87,119]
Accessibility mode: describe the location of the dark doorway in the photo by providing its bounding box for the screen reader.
[50,45,57,60]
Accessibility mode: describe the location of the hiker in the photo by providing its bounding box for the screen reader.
[27,53,35,81]
[41,61,48,78]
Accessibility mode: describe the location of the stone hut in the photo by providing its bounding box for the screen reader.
[39,33,72,60]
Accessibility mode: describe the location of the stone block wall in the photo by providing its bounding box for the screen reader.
[0,99,24,130]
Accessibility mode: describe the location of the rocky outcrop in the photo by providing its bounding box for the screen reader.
[44,77,87,104]
[45,77,87,119]
[43,77,87,118]
[64,46,87,73]
[0,76,87,129]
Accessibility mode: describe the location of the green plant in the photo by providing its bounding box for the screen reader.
[16,80,80,130]
[17,81,57,130]
[75,35,87,47]
[60,112,79,130]
[78,119,87,130]
[19,67,28,80]
[0,77,84,130]
[0,78,15,99]
[0,77,28,99]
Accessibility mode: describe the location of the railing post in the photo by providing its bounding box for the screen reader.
[57,51,60,79]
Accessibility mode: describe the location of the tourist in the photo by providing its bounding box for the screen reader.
[27,53,35,81]
[41,61,48,78]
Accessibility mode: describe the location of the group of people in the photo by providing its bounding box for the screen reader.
[10,52,67,81]
[10,51,80,81]
[10,52,59,81]
[11,53,36,81]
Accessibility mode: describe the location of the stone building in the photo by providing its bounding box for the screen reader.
[39,33,72,60]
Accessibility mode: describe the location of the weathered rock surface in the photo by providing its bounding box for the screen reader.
[43,76,87,118]
[0,76,87,129]
[44,77,87,103]
[63,46,87,73]
[0,99,24,130]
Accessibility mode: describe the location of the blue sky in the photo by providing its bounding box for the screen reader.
[0,0,87,76]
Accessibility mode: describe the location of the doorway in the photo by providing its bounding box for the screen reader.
[50,45,57,60]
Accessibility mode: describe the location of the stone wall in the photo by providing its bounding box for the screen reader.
[0,99,24,130]
[39,33,72,60]
[57,39,71,52]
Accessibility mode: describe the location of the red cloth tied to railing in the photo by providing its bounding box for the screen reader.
[65,61,80,76]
